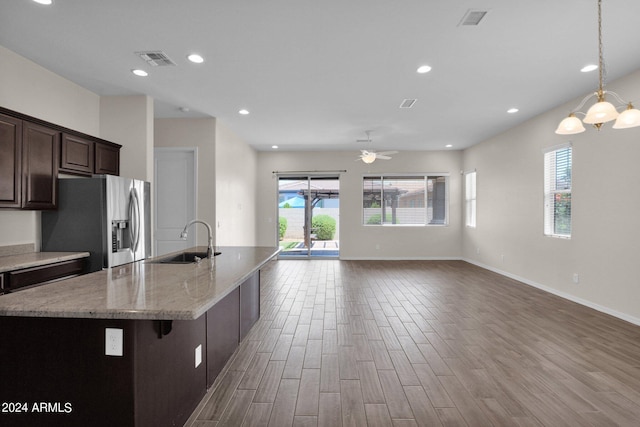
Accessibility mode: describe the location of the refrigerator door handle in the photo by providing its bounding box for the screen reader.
[134,187,141,252]
[129,189,141,253]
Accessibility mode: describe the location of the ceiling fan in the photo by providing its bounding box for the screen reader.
[356,131,398,164]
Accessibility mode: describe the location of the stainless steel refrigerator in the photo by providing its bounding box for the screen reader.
[42,175,151,272]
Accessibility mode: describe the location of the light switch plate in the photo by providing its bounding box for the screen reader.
[105,328,124,356]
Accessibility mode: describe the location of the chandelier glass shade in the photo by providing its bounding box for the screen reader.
[556,114,585,135]
[555,0,640,135]
[613,104,640,129]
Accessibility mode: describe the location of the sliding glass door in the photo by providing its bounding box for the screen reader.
[278,175,339,259]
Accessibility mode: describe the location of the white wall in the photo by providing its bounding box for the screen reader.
[154,118,216,248]
[0,45,101,248]
[100,95,154,182]
[0,45,100,135]
[463,69,640,323]
[215,121,258,246]
[256,150,463,259]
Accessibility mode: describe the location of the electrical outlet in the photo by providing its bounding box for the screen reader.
[105,328,123,357]
[573,273,580,284]
[476,247,480,254]
[195,344,202,368]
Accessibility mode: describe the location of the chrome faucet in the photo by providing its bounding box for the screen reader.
[180,220,214,258]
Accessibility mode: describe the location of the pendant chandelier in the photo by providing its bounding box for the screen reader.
[555,0,640,135]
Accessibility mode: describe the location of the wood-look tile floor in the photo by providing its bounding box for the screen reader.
[186,260,640,426]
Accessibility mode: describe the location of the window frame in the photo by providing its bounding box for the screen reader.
[543,144,572,238]
[362,173,449,227]
[464,170,477,228]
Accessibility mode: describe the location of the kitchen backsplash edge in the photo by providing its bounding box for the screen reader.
[0,243,35,257]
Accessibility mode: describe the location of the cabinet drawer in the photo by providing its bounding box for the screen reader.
[7,258,86,291]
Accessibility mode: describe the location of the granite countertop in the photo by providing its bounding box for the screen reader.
[0,246,279,320]
[0,251,90,273]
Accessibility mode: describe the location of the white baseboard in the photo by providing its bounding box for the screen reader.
[462,258,640,327]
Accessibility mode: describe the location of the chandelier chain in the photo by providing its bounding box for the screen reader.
[597,0,606,91]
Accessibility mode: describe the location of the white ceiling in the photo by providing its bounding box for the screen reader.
[2,0,640,152]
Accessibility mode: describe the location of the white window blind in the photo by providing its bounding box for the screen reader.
[465,171,477,228]
[544,145,572,237]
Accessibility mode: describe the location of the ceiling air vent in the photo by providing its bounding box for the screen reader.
[399,99,417,109]
[136,51,176,67]
[459,9,489,26]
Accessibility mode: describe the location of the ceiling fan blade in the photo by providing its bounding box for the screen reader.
[376,151,398,156]
[356,139,371,143]
[376,155,392,160]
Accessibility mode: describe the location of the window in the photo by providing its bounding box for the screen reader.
[544,145,572,237]
[465,171,477,227]
[363,175,448,226]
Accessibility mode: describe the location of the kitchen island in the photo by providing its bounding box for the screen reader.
[0,246,279,427]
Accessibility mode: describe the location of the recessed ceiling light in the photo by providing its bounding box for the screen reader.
[187,54,204,64]
[131,69,148,77]
[272,145,279,149]
[445,144,453,148]
[33,0,52,5]
[581,64,598,72]
[239,109,250,115]
[507,108,519,114]
[416,65,432,74]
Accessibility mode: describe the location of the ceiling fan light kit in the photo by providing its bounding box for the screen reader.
[555,0,640,135]
[361,151,377,164]
[356,131,398,163]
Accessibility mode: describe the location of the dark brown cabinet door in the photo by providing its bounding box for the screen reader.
[0,113,22,208]
[22,122,60,209]
[60,133,94,175]
[240,272,260,341]
[207,287,240,387]
[95,142,120,175]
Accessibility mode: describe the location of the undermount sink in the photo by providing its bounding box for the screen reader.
[153,251,221,264]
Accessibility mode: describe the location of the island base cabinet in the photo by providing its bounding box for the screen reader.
[0,270,264,426]
[206,287,240,387]
[0,316,207,427]
[240,271,260,341]
[206,271,260,387]
[134,319,207,427]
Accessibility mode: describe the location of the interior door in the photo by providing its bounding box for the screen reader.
[154,148,197,256]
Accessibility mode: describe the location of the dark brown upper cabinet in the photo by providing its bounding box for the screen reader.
[60,133,94,175]
[22,122,60,210]
[0,113,22,208]
[0,107,121,210]
[95,141,120,176]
